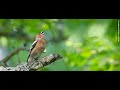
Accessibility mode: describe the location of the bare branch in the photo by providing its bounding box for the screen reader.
[0,44,29,65]
[0,54,62,71]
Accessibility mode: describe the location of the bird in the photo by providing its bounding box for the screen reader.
[27,31,46,63]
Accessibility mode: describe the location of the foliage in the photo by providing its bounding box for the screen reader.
[0,19,119,71]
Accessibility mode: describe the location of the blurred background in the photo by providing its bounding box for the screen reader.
[0,19,119,71]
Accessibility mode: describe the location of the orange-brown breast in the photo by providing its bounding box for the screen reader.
[30,39,45,57]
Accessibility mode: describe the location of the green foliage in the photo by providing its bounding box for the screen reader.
[0,19,119,71]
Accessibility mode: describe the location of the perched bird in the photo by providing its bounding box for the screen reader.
[27,31,46,63]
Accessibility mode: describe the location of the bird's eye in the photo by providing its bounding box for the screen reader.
[41,31,44,34]
[41,31,44,33]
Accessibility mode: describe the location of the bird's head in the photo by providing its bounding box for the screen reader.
[36,31,44,39]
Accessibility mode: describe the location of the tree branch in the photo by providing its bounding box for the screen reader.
[0,54,62,71]
[0,43,29,66]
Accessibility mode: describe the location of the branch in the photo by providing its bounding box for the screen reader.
[0,54,62,71]
[0,43,29,65]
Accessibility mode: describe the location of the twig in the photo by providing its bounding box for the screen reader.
[0,54,62,71]
[0,44,29,65]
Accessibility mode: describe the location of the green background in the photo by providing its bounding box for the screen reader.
[0,19,119,71]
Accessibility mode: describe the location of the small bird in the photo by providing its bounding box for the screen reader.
[27,31,46,63]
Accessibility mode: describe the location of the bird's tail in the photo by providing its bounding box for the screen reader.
[27,54,30,62]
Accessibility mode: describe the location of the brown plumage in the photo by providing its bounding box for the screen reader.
[27,31,46,62]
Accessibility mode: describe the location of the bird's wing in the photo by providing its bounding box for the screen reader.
[27,40,38,62]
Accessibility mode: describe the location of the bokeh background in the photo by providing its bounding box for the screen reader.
[0,19,119,71]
